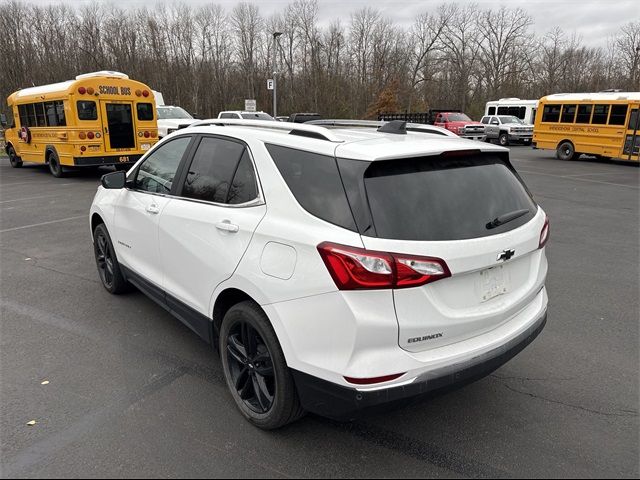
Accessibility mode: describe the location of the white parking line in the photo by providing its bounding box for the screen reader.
[0,193,70,204]
[0,215,86,233]
[518,170,639,189]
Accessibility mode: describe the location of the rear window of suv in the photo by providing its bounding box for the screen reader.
[362,154,537,241]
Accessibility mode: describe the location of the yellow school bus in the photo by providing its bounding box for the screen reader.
[3,71,158,177]
[533,92,640,162]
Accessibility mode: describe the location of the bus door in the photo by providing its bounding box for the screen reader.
[101,101,136,152]
[625,104,640,161]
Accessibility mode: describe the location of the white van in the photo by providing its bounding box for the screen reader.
[485,99,539,125]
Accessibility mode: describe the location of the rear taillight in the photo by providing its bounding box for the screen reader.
[317,242,451,290]
[539,216,550,248]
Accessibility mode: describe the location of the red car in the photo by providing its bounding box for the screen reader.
[433,112,486,141]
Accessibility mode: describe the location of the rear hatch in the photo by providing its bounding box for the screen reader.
[341,152,547,353]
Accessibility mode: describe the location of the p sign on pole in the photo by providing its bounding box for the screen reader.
[245,99,257,112]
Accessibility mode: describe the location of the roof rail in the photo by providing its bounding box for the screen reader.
[308,119,455,137]
[187,118,343,142]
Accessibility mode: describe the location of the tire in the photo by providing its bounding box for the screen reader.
[8,146,23,168]
[556,141,576,161]
[220,301,305,429]
[499,132,509,146]
[47,151,65,178]
[93,223,130,294]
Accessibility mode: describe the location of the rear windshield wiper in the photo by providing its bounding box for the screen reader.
[486,209,529,229]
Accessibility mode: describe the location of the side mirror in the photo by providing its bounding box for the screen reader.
[0,114,7,127]
[101,171,126,189]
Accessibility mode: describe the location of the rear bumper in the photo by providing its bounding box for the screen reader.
[73,154,142,167]
[292,309,547,420]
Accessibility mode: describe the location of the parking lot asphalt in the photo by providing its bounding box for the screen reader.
[0,147,638,478]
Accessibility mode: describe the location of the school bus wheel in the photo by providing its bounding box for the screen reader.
[556,140,577,161]
[47,150,65,178]
[7,145,22,168]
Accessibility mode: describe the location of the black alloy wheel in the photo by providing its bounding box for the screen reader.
[95,228,115,290]
[92,223,129,294]
[226,320,276,414]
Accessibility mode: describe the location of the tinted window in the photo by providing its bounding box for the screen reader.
[497,106,508,115]
[228,150,259,204]
[267,144,356,231]
[481,117,489,124]
[576,104,592,123]
[609,105,628,126]
[542,105,561,122]
[561,104,576,123]
[182,137,246,203]
[363,154,537,241]
[18,104,27,127]
[44,101,65,126]
[137,103,154,121]
[219,113,238,119]
[135,136,191,193]
[592,104,609,124]
[488,106,496,115]
[77,101,97,121]
[629,109,639,130]
[34,103,46,126]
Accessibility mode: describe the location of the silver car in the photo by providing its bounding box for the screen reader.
[481,115,534,146]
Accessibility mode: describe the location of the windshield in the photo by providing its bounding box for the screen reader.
[241,113,275,120]
[499,116,524,124]
[447,113,472,122]
[157,106,193,120]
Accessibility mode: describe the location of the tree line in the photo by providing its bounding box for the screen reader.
[0,0,638,120]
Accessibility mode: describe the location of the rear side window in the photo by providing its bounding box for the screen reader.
[609,105,628,126]
[137,103,154,121]
[362,154,537,241]
[561,104,576,123]
[266,144,356,231]
[77,101,97,121]
[181,137,253,204]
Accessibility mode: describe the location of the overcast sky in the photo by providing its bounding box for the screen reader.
[21,0,639,47]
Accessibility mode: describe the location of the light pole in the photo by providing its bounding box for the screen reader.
[272,31,283,119]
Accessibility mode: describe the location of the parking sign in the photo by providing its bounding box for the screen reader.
[245,99,256,112]
[267,79,274,90]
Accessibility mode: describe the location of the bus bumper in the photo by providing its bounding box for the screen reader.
[73,155,142,167]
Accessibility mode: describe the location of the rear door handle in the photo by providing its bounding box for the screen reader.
[146,204,160,214]
[215,221,239,233]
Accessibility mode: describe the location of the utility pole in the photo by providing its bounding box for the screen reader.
[272,31,282,119]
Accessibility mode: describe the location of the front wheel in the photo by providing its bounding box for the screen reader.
[499,133,510,146]
[220,301,304,429]
[8,146,23,168]
[93,223,130,294]
[556,141,576,161]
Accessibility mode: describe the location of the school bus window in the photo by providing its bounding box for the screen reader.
[561,104,576,123]
[137,103,154,121]
[18,104,27,127]
[576,104,592,124]
[542,104,561,122]
[77,101,97,121]
[55,101,66,126]
[592,104,609,125]
[35,103,46,126]
[629,110,639,130]
[609,105,628,126]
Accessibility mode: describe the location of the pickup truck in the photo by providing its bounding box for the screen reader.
[481,115,533,146]
[433,112,486,141]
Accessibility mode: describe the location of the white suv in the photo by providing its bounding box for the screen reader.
[90,119,549,429]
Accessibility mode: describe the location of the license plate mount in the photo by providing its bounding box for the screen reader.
[480,266,508,302]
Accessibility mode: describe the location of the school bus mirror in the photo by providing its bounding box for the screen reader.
[0,114,7,127]
[101,171,126,189]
